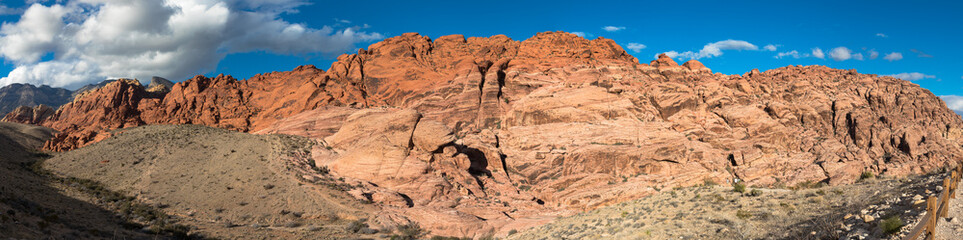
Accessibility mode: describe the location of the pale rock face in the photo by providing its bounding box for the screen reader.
[30,31,963,237]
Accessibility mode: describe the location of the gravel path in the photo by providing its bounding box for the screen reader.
[936,180,963,240]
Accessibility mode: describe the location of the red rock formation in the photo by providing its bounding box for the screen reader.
[1,105,55,125]
[35,31,963,237]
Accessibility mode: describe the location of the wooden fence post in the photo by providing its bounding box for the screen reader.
[941,179,951,218]
[926,196,937,240]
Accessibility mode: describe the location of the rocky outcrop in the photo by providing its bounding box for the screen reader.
[146,76,174,93]
[2,105,55,125]
[0,83,72,116]
[31,31,963,237]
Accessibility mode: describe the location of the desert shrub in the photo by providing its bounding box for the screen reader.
[703,178,717,186]
[880,215,904,235]
[736,209,752,219]
[508,229,518,235]
[732,182,746,193]
[748,189,763,197]
[346,219,369,233]
[392,223,427,240]
[860,171,875,180]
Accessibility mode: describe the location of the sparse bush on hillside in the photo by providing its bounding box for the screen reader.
[736,209,752,219]
[391,223,427,240]
[703,178,717,186]
[733,182,746,193]
[860,171,874,181]
[880,215,904,235]
[748,189,763,197]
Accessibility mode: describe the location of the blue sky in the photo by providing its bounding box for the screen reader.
[0,0,960,106]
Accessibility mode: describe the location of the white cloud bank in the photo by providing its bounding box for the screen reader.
[0,0,383,88]
[940,95,963,114]
[661,39,759,60]
[883,72,935,81]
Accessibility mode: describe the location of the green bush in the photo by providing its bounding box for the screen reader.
[736,209,752,219]
[880,215,904,235]
[733,182,746,193]
[860,171,875,180]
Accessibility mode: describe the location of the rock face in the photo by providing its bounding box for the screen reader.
[0,83,72,116]
[2,105,55,125]
[31,31,963,237]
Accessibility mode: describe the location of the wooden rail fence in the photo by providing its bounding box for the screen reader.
[903,164,962,240]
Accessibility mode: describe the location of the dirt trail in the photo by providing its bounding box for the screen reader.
[936,180,963,239]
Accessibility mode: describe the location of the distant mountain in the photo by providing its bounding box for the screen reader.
[71,80,116,100]
[0,83,73,116]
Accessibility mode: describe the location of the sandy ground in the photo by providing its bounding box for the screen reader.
[509,174,947,240]
[936,178,963,240]
[41,124,382,239]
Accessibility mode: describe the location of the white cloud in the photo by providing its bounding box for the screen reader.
[852,53,864,61]
[829,47,852,61]
[0,0,383,88]
[662,39,759,60]
[774,50,808,59]
[602,26,625,32]
[626,43,646,53]
[868,49,879,59]
[572,32,586,37]
[0,4,20,15]
[876,33,888,38]
[812,48,825,59]
[883,52,903,61]
[941,95,963,113]
[883,72,935,81]
[763,44,777,51]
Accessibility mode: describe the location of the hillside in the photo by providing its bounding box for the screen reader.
[0,122,160,239]
[41,124,380,239]
[8,31,963,237]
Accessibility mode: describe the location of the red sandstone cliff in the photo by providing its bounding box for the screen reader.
[16,31,963,237]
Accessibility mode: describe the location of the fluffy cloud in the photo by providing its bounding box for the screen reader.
[602,26,625,32]
[883,72,935,81]
[662,39,759,60]
[0,0,383,88]
[571,32,586,37]
[829,47,853,61]
[852,53,864,61]
[883,52,903,61]
[940,95,963,114]
[876,33,888,38]
[763,44,777,51]
[812,48,825,59]
[868,49,879,59]
[626,43,646,53]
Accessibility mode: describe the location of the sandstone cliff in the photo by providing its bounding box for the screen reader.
[23,31,963,237]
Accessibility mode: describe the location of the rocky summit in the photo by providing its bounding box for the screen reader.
[5,31,962,237]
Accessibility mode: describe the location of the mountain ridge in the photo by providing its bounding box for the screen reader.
[5,31,962,237]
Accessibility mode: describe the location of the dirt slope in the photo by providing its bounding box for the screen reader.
[0,122,159,239]
[41,124,379,239]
